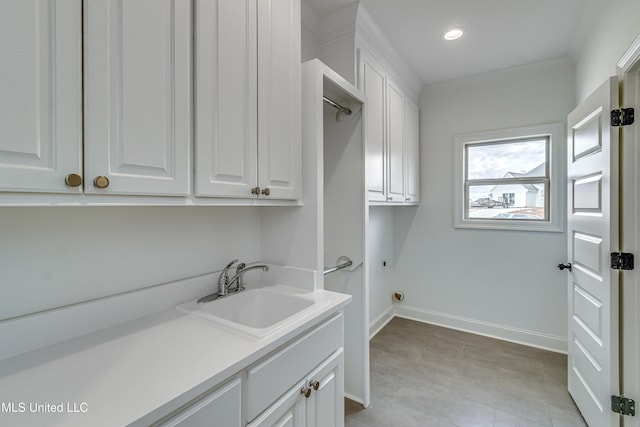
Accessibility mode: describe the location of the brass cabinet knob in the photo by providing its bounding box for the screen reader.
[94,176,110,189]
[65,173,83,187]
[251,186,261,195]
[261,187,270,196]
[310,380,320,391]
[301,387,311,398]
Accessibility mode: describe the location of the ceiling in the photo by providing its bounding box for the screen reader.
[304,0,596,85]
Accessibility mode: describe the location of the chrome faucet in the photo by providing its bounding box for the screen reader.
[197,260,269,303]
[227,263,270,293]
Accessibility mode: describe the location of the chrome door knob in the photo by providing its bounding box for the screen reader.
[261,187,270,196]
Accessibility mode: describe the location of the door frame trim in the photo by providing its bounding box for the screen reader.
[617,32,640,427]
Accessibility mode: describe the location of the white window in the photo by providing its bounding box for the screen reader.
[454,123,564,232]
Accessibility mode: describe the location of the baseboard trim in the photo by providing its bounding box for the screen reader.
[369,306,394,339]
[394,304,567,354]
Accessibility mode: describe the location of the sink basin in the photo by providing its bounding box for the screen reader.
[177,287,317,337]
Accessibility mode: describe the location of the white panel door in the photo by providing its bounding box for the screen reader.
[360,52,386,202]
[257,0,301,200]
[386,78,404,202]
[305,350,344,427]
[566,77,620,426]
[0,0,82,193]
[404,98,420,203]
[84,0,191,196]
[194,0,258,198]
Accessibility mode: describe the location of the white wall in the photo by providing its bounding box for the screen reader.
[367,207,395,324]
[0,207,261,321]
[392,57,575,349]
[571,0,640,102]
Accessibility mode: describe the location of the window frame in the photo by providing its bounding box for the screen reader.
[453,123,565,232]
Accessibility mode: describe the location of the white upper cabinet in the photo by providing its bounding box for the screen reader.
[361,54,386,202]
[359,49,419,205]
[0,0,82,193]
[84,0,191,196]
[196,0,301,200]
[195,0,258,198]
[386,78,405,202]
[404,98,420,203]
[1,0,299,204]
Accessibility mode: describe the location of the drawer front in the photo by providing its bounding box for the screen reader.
[246,313,343,422]
[156,377,241,427]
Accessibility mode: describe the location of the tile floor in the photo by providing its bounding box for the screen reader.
[345,317,587,427]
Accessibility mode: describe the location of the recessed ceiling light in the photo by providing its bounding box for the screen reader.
[443,28,464,41]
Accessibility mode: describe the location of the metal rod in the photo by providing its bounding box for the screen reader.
[323,256,353,276]
[323,96,352,115]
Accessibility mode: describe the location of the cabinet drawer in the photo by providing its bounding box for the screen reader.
[155,377,241,427]
[246,313,343,422]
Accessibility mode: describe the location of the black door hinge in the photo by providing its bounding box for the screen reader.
[611,252,635,270]
[612,395,636,416]
[611,108,635,126]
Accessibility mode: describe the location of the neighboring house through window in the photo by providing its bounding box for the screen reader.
[454,123,564,232]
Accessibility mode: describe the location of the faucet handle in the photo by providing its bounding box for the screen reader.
[218,259,238,287]
[224,259,238,270]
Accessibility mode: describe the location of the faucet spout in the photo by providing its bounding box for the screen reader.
[228,264,269,292]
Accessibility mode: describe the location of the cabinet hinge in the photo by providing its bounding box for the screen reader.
[612,395,636,416]
[611,252,635,270]
[611,108,635,126]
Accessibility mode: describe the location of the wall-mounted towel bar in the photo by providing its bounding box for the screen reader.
[324,256,353,276]
[323,96,352,115]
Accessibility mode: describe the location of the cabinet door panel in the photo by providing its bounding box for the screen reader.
[195,0,258,197]
[360,53,386,202]
[0,0,82,193]
[84,0,191,195]
[306,350,344,427]
[248,380,305,427]
[257,0,301,200]
[404,98,419,203]
[387,79,404,202]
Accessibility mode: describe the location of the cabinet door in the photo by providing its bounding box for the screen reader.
[0,0,82,193]
[360,52,386,202]
[194,0,258,198]
[248,380,306,427]
[386,79,405,202]
[404,98,419,203]
[306,350,344,427]
[257,0,301,200]
[84,0,191,196]
[157,377,241,427]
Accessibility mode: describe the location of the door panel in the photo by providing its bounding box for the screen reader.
[0,0,82,193]
[404,98,420,203]
[84,0,191,195]
[386,78,404,202]
[566,77,619,426]
[360,52,386,202]
[194,0,257,197]
[257,0,300,200]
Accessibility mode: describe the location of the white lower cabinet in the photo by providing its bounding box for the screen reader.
[155,377,241,427]
[149,313,344,427]
[249,350,344,427]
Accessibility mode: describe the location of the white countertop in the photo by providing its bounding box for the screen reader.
[0,286,351,427]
